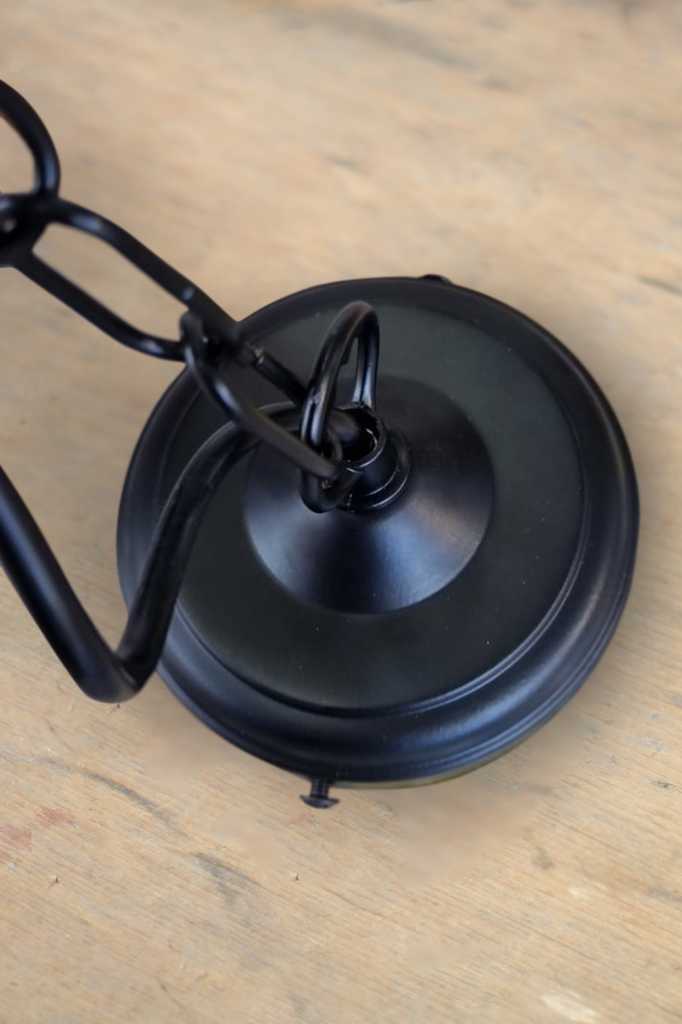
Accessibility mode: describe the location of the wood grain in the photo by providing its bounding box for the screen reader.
[1,2,681,1021]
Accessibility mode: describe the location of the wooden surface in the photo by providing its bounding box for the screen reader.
[1,2,681,1021]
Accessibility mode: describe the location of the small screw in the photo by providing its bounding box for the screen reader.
[301,779,339,809]
[1,217,16,234]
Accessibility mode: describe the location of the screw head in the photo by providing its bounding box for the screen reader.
[301,779,339,809]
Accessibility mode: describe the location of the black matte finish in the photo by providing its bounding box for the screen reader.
[118,276,639,786]
[0,83,639,796]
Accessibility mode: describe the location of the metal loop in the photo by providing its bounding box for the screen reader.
[0,80,61,195]
[0,83,237,357]
[300,301,379,450]
[0,81,61,266]
[16,197,237,360]
[299,301,379,512]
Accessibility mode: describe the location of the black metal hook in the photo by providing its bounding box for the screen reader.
[299,301,379,512]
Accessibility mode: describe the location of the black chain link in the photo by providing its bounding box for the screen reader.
[0,80,377,504]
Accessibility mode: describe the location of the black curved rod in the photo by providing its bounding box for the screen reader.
[300,301,379,450]
[1,80,237,358]
[14,198,237,361]
[0,80,60,195]
[0,405,298,702]
[299,301,379,512]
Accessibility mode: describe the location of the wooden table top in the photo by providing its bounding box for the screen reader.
[1,2,681,1021]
